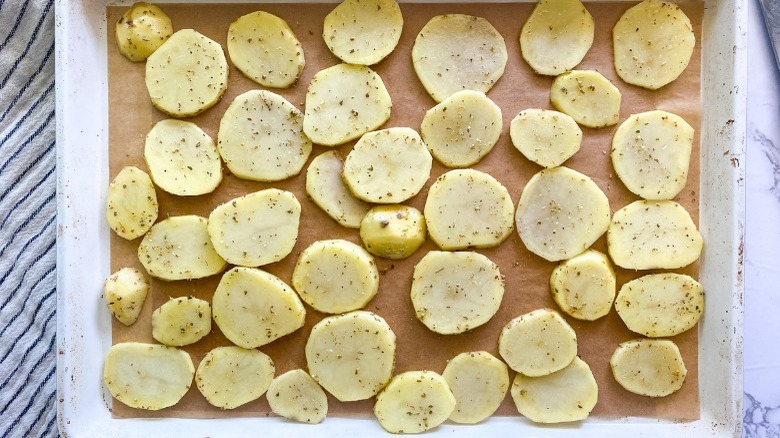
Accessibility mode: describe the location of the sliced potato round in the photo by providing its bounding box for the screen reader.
[145,29,228,118]
[420,90,502,168]
[106,166,158,240]
[498,308,577,377]
[152,296,211,347]
[611,110,695,200]
[374,371,456,434]
[412,14,508,102]
[104,267,149,326]
[342,127,432,204]
[613,0,695,90]
[520,0,594,76]
[195,346,275,409]
[607,200,703,269]
[144,119,222,196]
[292,239,379,314]
[411,251,504,335]
[212,267,305,348]
[115,2,173,62]
[510,109,582,168]
[323,0,403,65]
[610,338,687,397]
[207,189,300,267]
[217,90,312,182]
[615,273,704,337]
[305,310,396,402]
[424,169,514,250]
[511,356,598,423]
[360,205,426,259]
[550,70,621,128]
[306,150,370,228]
[137,215,227,281]
[104,342,194,410]
[227,11,304,88]
[442,351,509,424]
[267,369,328,424]
[515,166,611,262]
[550,250,616,321]
[303,63,392,146]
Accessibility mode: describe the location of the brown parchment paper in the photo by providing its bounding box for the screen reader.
[107,2,703,421]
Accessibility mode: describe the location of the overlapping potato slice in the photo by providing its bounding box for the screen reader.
[610,339,687,397]
[442,351,509,424]
[115,2,173,62]
[520,0,594,76]
[217,90,311,182]
[424,169,514,250]
[145,29,228,117]
[510,109,582,168]
[212,267,306,348]
[152,296,211,347]
[267,369,328,424]
[613,0,695,90]
[227,11,305,88]
[360,205,426,259]
[303,63,391,146]
[104,267,149,326]
[550,70,621,128]
[499,308,577,377]
[323,0,403,65]
[550,250,616,321]
[411,251,504,335]
[106,166,158,240]
[305,311,396,402]
[611,110,695,200]
[374,371,456,434]
[342,127,432,203]
[195,346,275,409]
[412,14,508,102]
[607,200,702,269]
[515,166,610,262]
[137,215,227,281]
[306,150,370,228]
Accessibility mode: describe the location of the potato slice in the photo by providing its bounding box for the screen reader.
[510,356,598,423]
[306,150,370,229]
[305,311,396,401]
[144,119,222,196]
[103,342,194,410]
[615,273,704,337]
[610,339,687,397]
[195,346,275,409]
[420,90,502,168]
[137,215,227,281]
[227,11,304,88]
[550,250,616,321]
[267,369,328,424]
[323,0,403,65]
[607,200,702,269]
[103,267,149,326]
[424,169,514,250]
[510,109,582,168]
[374,371,456,434]
[207,189,300,267]
[342,127,432,204]
[145,29,228,117]
[442,351,509,424]
[303,63,391,146]
[411,251,504,335]
[212,267,306,349]
[106,166,158,240]
[217,90,312,182]
[515,166,610,262]
[360,205,426,259]
[520,0,594,76]
[152,296,211,347]
[412,14,508,102]
[499,308,577,377]
[550,70,621,128]
[611,110,695,200]
[613,0,695,90]
[292,239,379,314]
[115,2,173,62]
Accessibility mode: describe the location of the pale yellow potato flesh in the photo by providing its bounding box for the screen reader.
[550,249,616,321]
[442,351,509,424]
[151,296,211,347]
[373,371,456,434]
[510,109,582,168]
[498,308,577,377]
[115,2,173,62]
[359,205,426,259]
[323,0,403,65]
[610,338,687,397]
[550,70,621,128]
[106,166,158,241]
[195,346,275,409]
[306,150,370,229]
[267,369,328,424]
[103,267,149,326]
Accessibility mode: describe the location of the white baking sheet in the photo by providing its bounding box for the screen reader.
[55,0,746,436]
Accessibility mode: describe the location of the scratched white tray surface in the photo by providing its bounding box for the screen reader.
[55,0,746,436]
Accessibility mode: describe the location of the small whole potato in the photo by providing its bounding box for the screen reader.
[115,2,173,62]
[360,205,426,259]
